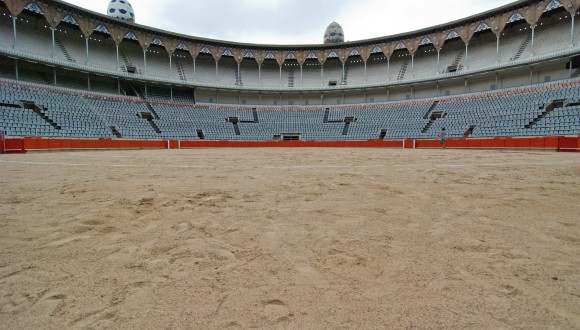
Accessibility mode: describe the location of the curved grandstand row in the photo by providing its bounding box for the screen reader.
[0,0,579,143]
[0,1,578,91]
[1,78,579,140]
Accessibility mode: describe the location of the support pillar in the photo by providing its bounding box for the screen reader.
[364,61,368,83]
[169,54,172,79]
[85,37,90,64]
[572,14,576,47]
[12,16,17,48]
[53,67,57,86]
[300,65,303,87]
[116,44,120,71]
[496,36,500,63]
[531,25,536,56]
[464,44,469,69]
[215,61,220,83]
[15,60,19,81]
[87,73,91,91]
[387,59,390,81]
[143,50,147,75]
[193,59,196,81]
[51,28,56,58]
[436,49,440,74]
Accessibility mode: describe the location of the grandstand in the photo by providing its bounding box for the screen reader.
[0,0,579,148]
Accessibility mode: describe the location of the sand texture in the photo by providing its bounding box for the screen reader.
[0,149,579,329]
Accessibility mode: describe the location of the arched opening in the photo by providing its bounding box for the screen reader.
[239,54,259,87]
[195,49,216,84]
[438,31,464,74]
[173,44,192,81]
[89,25,118,71]
[13,3,52,57]
[218,51,238,86]
[282,57,299,88]
[118,32,144,74]
[302,56,321,88]
[345,52,364,85]
[413,40,438,79]
[324,52,342,87]
[260,57,280,87]
[366,48,388,85]
[390,45,412,81]
[145,38,170,79]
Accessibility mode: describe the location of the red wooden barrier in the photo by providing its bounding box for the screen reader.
[180,140,405,149]
[558,137,580,152]
[1,136,578,153]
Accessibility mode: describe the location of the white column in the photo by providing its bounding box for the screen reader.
[51,28,56,58]
[436,49,440,74]
[12,16,17,48]
[531,25,536,56]
[279,65,282,86]
[87,73,91,91]
[85,37,90,64]
[364,61,367,83]
[300,65,303,87]
[15,60,19,81]
[215,60,219,83]
[321,65,324,86]
[411,54,415,78]
[465,43,469,69]
[496,35,500,62]
[258,63,261,86]
[571,14,575,47]
[387,59,390,81]
[143,50,147,75]
[169,54,172,78]
[193,58,196,81]
[116,44,120,71]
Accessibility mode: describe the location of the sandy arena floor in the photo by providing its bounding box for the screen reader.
[0,148,579,329]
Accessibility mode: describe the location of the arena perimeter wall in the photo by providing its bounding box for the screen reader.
[1,137,579,154]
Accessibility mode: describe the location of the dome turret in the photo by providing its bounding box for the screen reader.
[107,0,135,22]
[324,22,344,44]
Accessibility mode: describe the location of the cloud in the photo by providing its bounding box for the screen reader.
[62,0,514,45]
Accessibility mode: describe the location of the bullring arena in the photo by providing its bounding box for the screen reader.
[1,149,580,329]
[1,0,580,328]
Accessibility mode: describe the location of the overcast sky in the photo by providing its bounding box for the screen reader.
[62,0,515,45]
